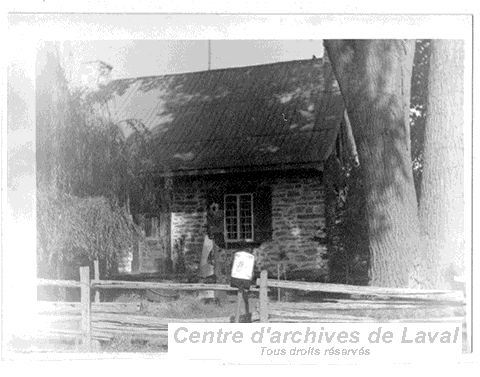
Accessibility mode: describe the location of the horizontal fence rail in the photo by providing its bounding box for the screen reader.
[34,265,466,351]
[258,278,465,302]
[91,279,251,292]
[37,278,82,288]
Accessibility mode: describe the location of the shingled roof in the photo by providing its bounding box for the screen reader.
[99,58,344,175]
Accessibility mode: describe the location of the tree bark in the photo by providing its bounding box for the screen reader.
[324,40,424,287]
[419,40,464,289]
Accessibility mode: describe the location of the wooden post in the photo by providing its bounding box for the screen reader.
[259,270,268,323]
[80,266,92,350]
[235,290,242,323]
[242,290,250,315]
[94,260,100,303]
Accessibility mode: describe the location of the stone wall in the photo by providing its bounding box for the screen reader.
[253,176,328,280]
[168,174,329,280]
[170,183,208,271]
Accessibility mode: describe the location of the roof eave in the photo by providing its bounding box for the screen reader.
[143,161,324,178]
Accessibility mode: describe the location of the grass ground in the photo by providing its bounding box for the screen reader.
[115,290,259,318]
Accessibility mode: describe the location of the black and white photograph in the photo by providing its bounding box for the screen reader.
[2,8,477,373]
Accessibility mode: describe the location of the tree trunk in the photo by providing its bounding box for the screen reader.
[419,40,464,289]
[324,40,424,287]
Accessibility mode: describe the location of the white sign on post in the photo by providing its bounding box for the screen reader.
[230,251,255,289]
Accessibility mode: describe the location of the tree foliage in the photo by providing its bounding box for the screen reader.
[36,187,140,278]
[36,45,155,202]
[36,42,154,278]
[324,153,369,285]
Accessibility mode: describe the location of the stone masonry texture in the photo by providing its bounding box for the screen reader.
[167,175,328,280]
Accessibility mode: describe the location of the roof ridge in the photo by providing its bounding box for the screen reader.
[108,57,325,83]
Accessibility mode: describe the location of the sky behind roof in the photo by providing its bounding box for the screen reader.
[60,40,324,86]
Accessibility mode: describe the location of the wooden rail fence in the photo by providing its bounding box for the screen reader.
[35,266,466,351]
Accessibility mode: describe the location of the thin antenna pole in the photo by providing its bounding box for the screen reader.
[208,40,211,70]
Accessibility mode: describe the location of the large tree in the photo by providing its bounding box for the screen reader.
[419,40,465,289]
[324,40,465,289]
[324,40,424,287]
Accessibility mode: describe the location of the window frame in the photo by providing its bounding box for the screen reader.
[223,193,255,243]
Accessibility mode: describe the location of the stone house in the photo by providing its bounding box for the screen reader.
[101,58,346,280]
